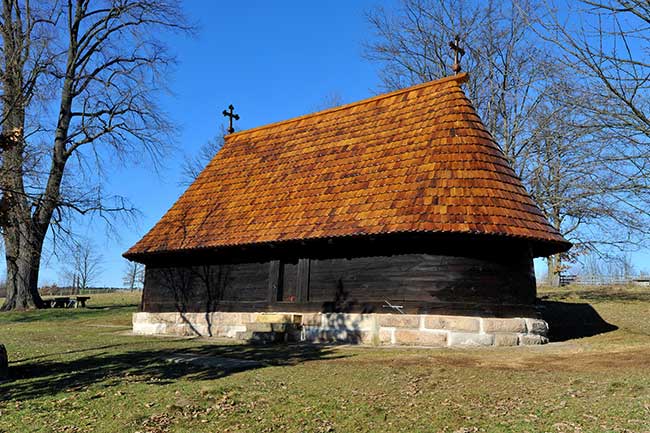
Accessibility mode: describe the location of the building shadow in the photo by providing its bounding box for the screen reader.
[317,279,372,344]
[1,343,347,402]
[1,304,136,323]
[537,300,618,342]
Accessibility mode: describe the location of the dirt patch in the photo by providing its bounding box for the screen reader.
[329,343,650,373]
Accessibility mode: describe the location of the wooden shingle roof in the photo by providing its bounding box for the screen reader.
[125,73,570,260]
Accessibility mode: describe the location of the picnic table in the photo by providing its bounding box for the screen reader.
[75,296,90,308]
[46,296,91,308]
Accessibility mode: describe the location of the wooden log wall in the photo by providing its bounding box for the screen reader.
[140,234,537,316]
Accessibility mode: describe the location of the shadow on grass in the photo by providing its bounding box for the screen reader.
[0,305,137,324]
[537,300,618,342]
[1,343,345,402]
[11,343,133,364]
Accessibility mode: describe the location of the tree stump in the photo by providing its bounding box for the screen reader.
[0,344,8,380]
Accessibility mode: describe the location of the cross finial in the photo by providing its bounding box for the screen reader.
[449,34,465,75]
[222,104,240,134]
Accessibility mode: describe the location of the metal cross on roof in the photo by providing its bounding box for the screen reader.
[222,104,240,134]
[449,35,465,75]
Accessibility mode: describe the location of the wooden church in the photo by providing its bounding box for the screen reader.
[125,72,571,347]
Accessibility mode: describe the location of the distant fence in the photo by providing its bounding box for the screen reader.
[0,286,142,299]
[40,287,142,296]
[559,275,649,287]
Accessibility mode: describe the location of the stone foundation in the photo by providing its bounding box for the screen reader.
[133,311,549,347]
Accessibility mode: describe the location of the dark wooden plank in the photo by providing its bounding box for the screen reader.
[296,258,310,302]
[144,299,539,318]
[144,262,270,312]
[140,236,537,314]
[280,262,298,302]
[268,260,280,303]
[307,253,535,306]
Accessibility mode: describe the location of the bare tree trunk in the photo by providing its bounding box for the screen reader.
[0,0,44,310]
[2,227,45,310]
[546,254,560,287]
[0,1,188,310]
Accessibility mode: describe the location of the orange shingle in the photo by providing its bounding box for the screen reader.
[125,73,570,259]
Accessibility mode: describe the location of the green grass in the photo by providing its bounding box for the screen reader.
[1,287,650,433]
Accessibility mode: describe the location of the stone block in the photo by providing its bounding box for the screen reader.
[0,344,8,380]
[376,314,419,328]
[178,312,201,326]
[210,312,244,326]
[482,318,527,334]
[300,313,322,326]
[271,323,293,333]
[132,312,150,324]
[247,322,295,334]
[447,332,494,347]
[322,313,375,331]
[394,329,447,347]
[325,328,360,343]
[256,314,292,323]
[133,322,167,335]
[142,313,176,325]
[313,330,336,343]
[193,324,211,336]
[424,315,480,332]
[215,325,247,339]
[194,314,210,327]
[167,324,195,336]
[240,313,254,324]
[519,334,549,345]
[358,331,378,345]
[301,326,317,341]
[493,333,520,347]
[378,328,394,345]
[525,318,549,336]
[246,322,274,333]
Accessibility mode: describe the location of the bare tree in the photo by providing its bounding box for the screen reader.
[365,0,650,285]
[122,259,144,291]
[62,239,103,293]
[0,1,190,310]
[313,91,345,111]
[365,0,557,172]
[180,124,226,186]
[579,251,635,284]
[542,1,650,142]
[532,1,650,281]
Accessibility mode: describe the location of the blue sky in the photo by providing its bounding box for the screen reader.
[30,0,650,286]
[38,1,389,286]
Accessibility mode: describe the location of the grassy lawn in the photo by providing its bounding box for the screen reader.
[1,288,649,433]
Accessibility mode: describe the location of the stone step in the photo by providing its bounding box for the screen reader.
[245,322,292,333]
[235,331,285,344]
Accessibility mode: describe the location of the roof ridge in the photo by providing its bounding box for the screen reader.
[227,73,470,140]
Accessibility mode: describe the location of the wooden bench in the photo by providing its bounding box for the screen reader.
[50,297,72,308]
[559,274,578,287]
[45,296,91,308]
[75,296,91,308]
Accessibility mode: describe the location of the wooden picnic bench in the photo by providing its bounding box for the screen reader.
[50,297,72,308]
[75,296,90,308]
[559,274,578,287]
[45,296,91,308]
